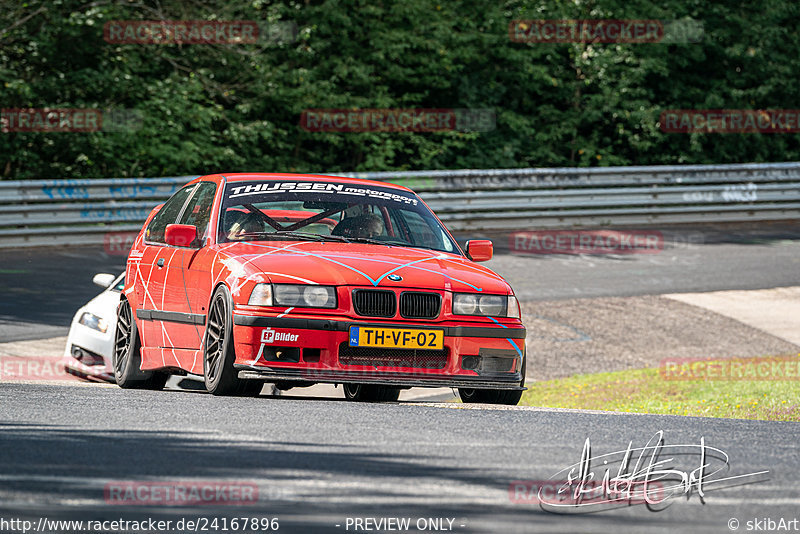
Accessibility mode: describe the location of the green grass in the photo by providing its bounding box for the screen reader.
[520,365,800,421]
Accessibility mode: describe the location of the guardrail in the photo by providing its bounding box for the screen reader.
[1,162,799,248]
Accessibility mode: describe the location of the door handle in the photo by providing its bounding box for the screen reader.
[157,258,165,268]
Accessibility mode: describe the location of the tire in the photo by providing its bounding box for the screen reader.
[112,299,169,390]
[343,383,401,402]
[458,388,523,405]
[203,286,263,396]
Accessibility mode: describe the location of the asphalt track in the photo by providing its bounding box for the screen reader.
[0,247,125,342]
[1,224,799,342]
[0,225,798,533]
[0,383,796,533]
[486,224,800,301]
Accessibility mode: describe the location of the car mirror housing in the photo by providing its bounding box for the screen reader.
[465,240,493,262]
[165,224,199,248]
[92,273,116,288]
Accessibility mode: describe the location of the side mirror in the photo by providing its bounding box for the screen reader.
[165,224,199,248]
[92,273,116,289]
[465,240,493,262]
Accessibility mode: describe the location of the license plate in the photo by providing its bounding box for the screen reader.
[348,326,444,350]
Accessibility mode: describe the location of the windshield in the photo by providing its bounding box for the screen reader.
[218,180,459,254]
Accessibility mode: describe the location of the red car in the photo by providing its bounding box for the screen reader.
[114,173,526,404]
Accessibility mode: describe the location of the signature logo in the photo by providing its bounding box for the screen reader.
[260,328,299,344]
[387,274,403,281]
[535,431,769,513]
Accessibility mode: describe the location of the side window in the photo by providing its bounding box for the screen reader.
[178,182,217,240]
[145,185,195,244]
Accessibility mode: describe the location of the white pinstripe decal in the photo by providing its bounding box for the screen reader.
[135,249,177,367]
[140,236,502,375]
[194,250,221,374]
[134,256,164,367]
[159,249,181,366]
[255,272,317,284]
[277,307,295,318]
[236,242,485,288]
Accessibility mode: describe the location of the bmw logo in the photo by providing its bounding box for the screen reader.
[387,274,403,281]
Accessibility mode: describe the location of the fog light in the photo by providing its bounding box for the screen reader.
[71,345,84,360]
[461,355,480,370]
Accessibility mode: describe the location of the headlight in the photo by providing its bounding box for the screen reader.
[274,284,337,308]
[78,312,108,333]
[507,296,520,319]
[248,284,273,306]
[452,293,518,318]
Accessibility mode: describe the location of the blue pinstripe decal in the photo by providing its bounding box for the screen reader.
[374,257,440,285]
[488,316,524,358]
[238,243,483,290]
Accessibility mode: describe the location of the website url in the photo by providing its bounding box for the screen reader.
[0,516,279,533]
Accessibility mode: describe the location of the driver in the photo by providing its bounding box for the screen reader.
[332,214,384,239]
[225,211,263,240]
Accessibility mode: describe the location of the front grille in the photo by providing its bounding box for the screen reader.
[399,292,441,319]
[339,343,448,369]
[352,289,396,317]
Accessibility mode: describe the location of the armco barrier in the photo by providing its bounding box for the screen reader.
[1,162,799,248]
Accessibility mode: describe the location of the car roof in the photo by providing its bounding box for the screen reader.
[200,173,414,193]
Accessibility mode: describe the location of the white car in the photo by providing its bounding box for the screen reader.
[62,273,123,382]
[61,273,214,391]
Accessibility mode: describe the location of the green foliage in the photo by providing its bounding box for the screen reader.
[1,0,799,178]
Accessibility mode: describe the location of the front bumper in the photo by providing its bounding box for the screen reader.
[232,314,526,390]
[61,351,114,382]
[62,323,115,382]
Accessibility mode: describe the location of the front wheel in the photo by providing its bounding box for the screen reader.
[203,286,263,396]
[112,299,168,390]
[343,384,401,402]
[458,388,523,405]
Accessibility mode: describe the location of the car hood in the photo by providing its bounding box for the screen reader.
[215,241,512,294]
